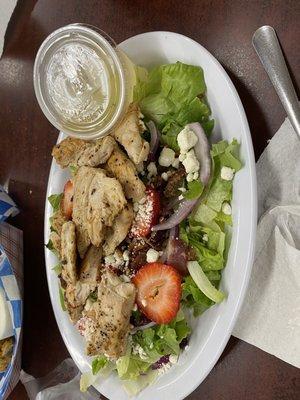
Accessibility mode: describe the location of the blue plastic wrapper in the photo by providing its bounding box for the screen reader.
[0,185,22,400]
[0,186,18,223]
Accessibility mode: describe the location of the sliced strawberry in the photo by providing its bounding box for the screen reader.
[61,180,74,219]
[132,262,182,324]
[130,187,160,238]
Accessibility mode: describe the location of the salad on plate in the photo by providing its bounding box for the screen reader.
[46,61,241,396]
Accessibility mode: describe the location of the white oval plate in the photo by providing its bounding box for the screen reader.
[44,31,257,400]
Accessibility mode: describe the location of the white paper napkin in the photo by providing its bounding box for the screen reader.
[0,0,17,58]
[233,117,300,368]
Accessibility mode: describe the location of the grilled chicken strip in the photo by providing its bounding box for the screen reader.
[73,166,127,257]
[52,136,116,168]
[72,167,96,258]
[52,137,85,168]
[61,234,103,323]
[76,136,116,167]
[106,147,145,201]
[103,203,134,256]
[50,209,68,235]
[113,103,149,165]
[82,271,136,359]
[79,245,103,284]
[61,221,77,286]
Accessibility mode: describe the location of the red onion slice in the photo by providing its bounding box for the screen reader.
[152,122,211,231]
[131,322,156,333]
[152,199,197,231]
[166,227,188,276]
[188,122,211,186]
[147,121,160,161]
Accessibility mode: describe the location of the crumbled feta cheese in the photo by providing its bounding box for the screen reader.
[141,299,147,307]
[221,166,235,181]
[131,198,154,237]
[104,250,124,269]
[193,171,199,180]
[203,234,208,242]
[157,361,172,376]
[147,162,157,178]
[178,187,186,192]
[146,248,159,263]
[172,157,180,169]
[158,147,176,167]
[186,172,194,182]
[132,343,148,360]
[139,197,146,205]
[123,250,130,261]
[222,202,232,215]
[178,194,184,201]
[182,149,200,174]
[104,255,115,266]
[161,172,169,181]
[169,354,178,364]
[179,153,186,162]
[132,303,138,311]
[177,126,198,153]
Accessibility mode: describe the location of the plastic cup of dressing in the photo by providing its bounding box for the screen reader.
[33,24,137,139]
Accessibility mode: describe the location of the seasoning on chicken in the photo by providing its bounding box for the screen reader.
[103,203,134,256]
[82,271,136,359]
[76,136,116,167]
[49,210,68,257]
[52,136,116,168]
[79,245,103,284]
[52,137,86,168]
[60,221,77,286]
[113,103,149,165]
[106,147,145,201]
[73,166,127,257]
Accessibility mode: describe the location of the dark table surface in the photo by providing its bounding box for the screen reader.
[0,0,299,399]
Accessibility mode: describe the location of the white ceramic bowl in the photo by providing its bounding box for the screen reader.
[44,31,257,400]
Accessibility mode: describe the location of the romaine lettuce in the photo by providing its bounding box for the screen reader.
[134,61,214,150]
[48,193,63,212]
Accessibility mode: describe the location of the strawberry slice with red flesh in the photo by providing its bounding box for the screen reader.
[61,180,74,219]
[133,262,182,324]
[131,187,160,238]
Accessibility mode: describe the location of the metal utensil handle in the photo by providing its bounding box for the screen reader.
[252,26,300,139]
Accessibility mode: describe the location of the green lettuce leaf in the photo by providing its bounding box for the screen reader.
[122,370,159,396]
[160,62,206,103]
[182,275,214,316]
[183,180,204,200]
[121,311,190,381]
[92,355,108,375]
[205,173,232,212]
[52,263,62,275]
[48,193,63,212]
[134,61,213,150]
[211,139,242,171]
[190,241,224,271]
[187,261,225,303]
[58,284,66,311]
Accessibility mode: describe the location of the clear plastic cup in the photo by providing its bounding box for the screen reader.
[33,24,136,140]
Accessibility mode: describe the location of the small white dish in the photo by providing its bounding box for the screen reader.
[44,31,257,400]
